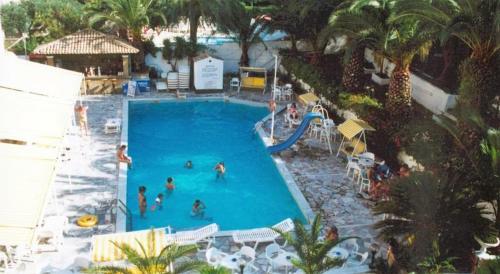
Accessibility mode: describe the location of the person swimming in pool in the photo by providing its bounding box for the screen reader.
[184,160,193,169]
[214,162,225,180]
[191,199,206,218]
[165,177,175,195]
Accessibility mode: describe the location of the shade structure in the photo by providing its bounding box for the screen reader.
[91,229,167,262]
[0,54,83,100]
[298,92,320,106]
[337,119,375,141]
[0,88,74,146]
[0,53,83,246]
[0,143,59,245]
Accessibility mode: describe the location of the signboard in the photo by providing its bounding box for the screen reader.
[194,56,223,90]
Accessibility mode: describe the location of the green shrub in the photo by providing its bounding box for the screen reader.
[281,56,339,101]
[337,92,381,118]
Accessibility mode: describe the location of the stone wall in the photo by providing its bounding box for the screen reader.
[84,76,130,95]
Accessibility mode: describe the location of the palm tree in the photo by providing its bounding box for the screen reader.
[373,172,496,270]
[325,0,389,91]
[326,0,436,119]
[278,214,347,274]
[162,0,241,87]
[383,18,435,119]
[85,230,206,274]
[229,2,273,67]
[85,0,163,71]
[394,0,500,120]
[86,0,154,43]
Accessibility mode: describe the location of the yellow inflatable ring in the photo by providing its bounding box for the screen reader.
[77,214,98,227]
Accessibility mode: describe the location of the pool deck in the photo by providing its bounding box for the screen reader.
[30,90,379,273]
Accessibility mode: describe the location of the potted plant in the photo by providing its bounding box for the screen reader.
[363,61,376,74]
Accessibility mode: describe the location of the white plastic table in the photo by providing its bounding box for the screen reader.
[272,251,299,274]
[220,253,242,272]
[328,247,349,260]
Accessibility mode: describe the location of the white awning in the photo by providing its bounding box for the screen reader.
[0,54,83,246]
[0,143,58,245]
[0,55,83,100]
[0,87,74,146]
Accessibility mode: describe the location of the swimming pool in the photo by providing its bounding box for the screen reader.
[126,100,306,231]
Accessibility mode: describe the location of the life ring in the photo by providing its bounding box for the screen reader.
[268,99,276,112]
[77,214,98,227]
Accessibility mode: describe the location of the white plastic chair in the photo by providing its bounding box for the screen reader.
[358,169,371,193]
[265,243,283,271]
[339,238,359,256]
[206,247,228,267]
[346,162,361,183]
[281,84,293,101]
[474,236,500,260]
[343,251,369,267]
[230,78,240,90]
[237,246,258,270]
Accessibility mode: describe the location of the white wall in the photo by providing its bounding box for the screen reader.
[145,40,291,75]
[364,48,457,114]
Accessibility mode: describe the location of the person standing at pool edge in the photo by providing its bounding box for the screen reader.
[75,103,89,136]
[214,162,225,179]
[117,145,132,168]
[138,186,147,218]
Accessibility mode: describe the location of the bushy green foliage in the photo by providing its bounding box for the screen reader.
[0,0,85,53]
[281,56,339,101]
[278,214,347,274]
[337,92,381,118]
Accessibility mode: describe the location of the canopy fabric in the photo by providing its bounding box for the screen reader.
[298,92,320,106]
[0,143,58,246]
[0,87,74,146]
[0,55,83,100]
[91,229,167,262]
[239,66,266,73]
[0,53,82,246]
[337,119,375,140]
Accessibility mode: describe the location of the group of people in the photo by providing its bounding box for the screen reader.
[134,160,226,219]
[368,163,411,201]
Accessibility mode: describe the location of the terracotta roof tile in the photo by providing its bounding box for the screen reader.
[33,29,139,55]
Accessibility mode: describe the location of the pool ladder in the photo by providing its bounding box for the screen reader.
[118,199,133,231]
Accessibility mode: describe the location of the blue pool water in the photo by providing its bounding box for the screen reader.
[127,100,306,231]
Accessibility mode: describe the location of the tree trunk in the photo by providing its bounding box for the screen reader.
[458,58,498,122]
[188,13,199,89]
[436,38,457,86]
[240,41,250,67]
[290,35,298,53]
[341,47,365,92]
[386,65,412,121]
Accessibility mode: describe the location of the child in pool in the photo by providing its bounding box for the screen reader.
[184,160,193,169]
[166,177,175,193]
[191,199,206,217]
[152,193,164,211]
[214,162,225,179]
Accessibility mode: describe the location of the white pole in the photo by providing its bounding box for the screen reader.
[270,54,278,142]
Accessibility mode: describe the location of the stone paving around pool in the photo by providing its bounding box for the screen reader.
[29,90,379,273]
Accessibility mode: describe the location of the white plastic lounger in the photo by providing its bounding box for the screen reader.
[166,223,219,250]
[232,218,294,249]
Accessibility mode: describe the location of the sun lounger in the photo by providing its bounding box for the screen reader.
[232,218,294,249]
[166,223,219,250]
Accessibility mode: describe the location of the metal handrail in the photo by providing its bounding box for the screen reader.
[117,199,133,231]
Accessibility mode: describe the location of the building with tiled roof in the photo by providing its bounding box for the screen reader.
[32,29,140,94]
[33,29,139,55]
